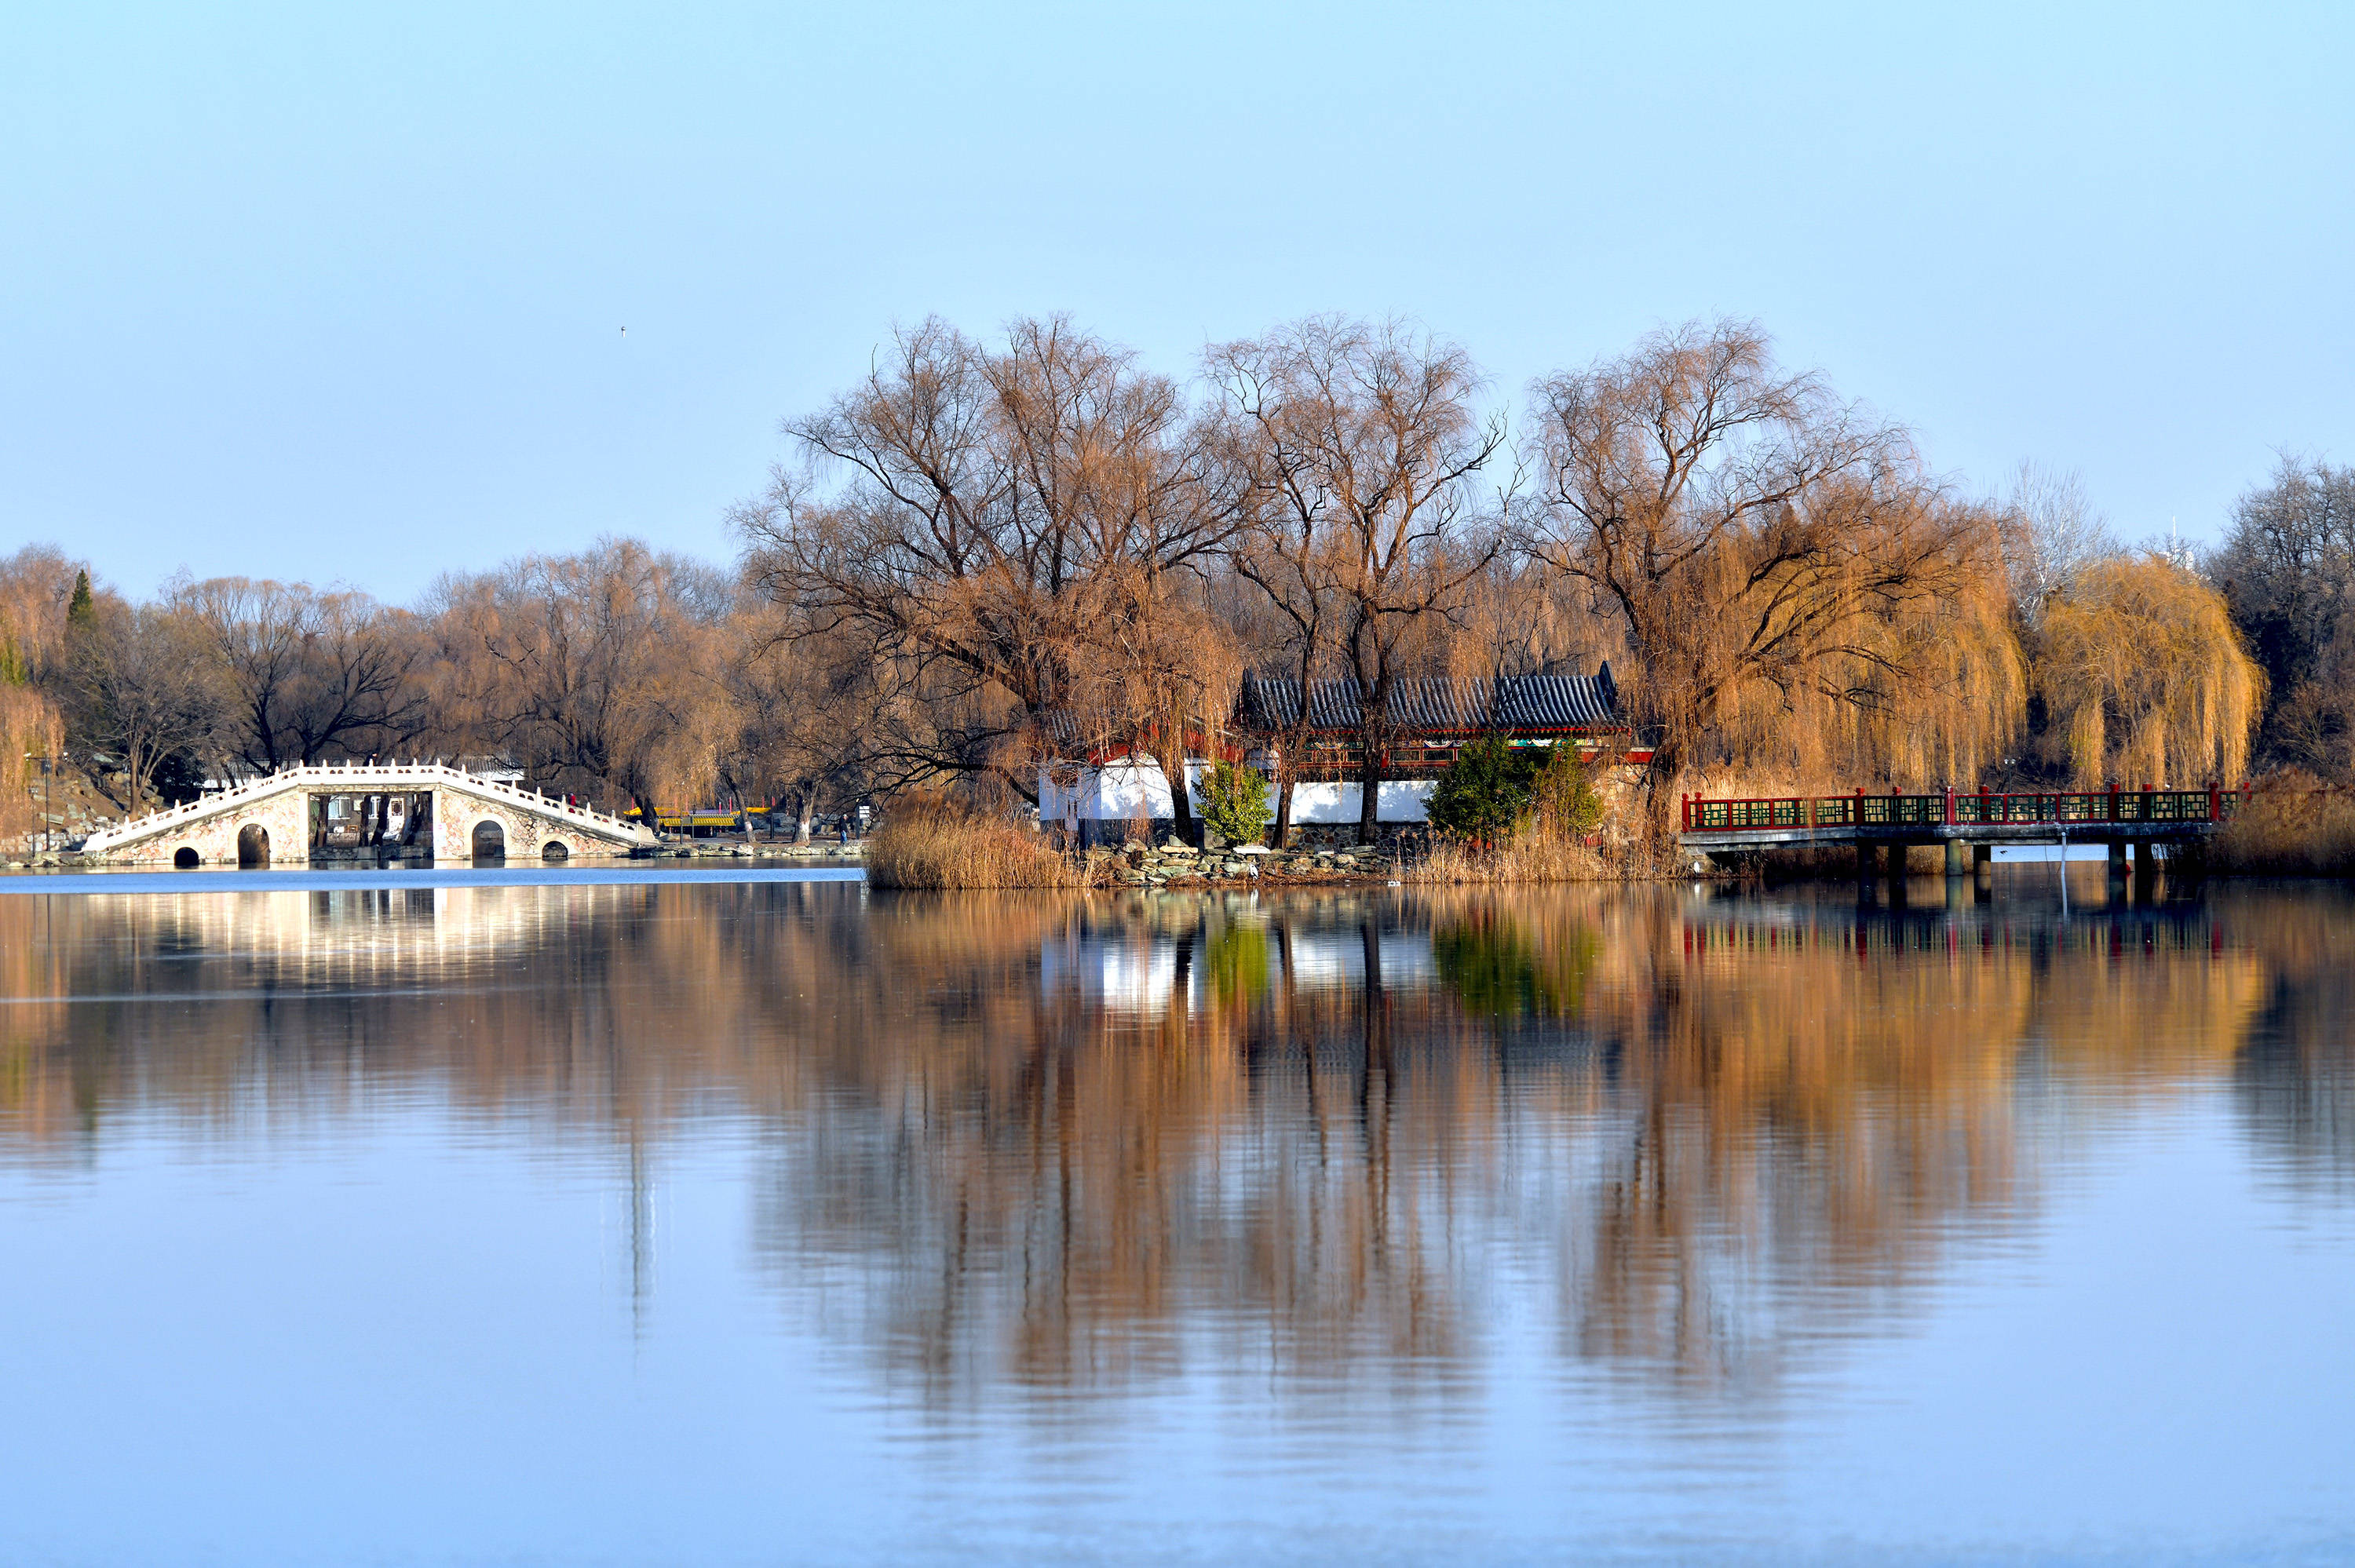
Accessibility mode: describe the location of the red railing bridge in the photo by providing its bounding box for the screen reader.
[1684,783,2245,837]
[1680,783,2251,875]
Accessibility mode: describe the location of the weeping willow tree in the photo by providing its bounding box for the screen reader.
[2035,555,2263,785]
[1714,525,2025,787]
[1521,320,2024,808]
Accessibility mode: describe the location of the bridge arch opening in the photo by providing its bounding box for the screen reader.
[540,839,569,862]
[173,846,200,870]
[471,820,506,864]
[237,824,270,868]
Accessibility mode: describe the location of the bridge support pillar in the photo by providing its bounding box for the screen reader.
[1973,843,1992,893]
[2134,840,2156,900]
[2107,841,2128,886]
[1943,840,1965,878]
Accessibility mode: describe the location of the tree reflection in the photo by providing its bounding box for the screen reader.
[0,880,2349,1411]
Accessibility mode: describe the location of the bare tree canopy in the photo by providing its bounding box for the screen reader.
[64,597,225,816]
[175,577,425,771]
[2210,456,2355,775]
[2001,461,2116,629]
[736,316,1254,799]
[1211,316,1505,843]
[1518,319,2012,798]
[430,540,741,814]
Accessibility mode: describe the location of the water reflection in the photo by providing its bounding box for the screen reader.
[2,880,2350,1418]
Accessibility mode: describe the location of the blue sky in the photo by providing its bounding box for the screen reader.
[5,2,2349,603]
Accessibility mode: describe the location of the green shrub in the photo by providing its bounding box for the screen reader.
[1427,734,1538,841]
[1530,741,1605,837]
[1198,758,1272,845]
[1428,736,1603,844]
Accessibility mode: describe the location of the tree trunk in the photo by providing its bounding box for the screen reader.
[795,786,813,844]
[1355,732,1382,847]
[1639,736,1683,848]
[1157,743,1196,843]
[1273,757,1296,851]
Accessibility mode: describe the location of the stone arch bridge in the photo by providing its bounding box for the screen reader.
[77,762,659,866]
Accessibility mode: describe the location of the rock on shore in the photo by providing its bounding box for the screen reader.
[1083,840,1392,886]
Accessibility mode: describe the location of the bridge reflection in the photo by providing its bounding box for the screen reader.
[1,881,2348,1411]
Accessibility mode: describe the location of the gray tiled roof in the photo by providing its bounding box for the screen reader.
[1232,666,1622,735]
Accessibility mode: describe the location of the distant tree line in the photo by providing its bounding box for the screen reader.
[0,313,2339,847]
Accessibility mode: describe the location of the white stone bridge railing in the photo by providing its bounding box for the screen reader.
[78,761,659,859]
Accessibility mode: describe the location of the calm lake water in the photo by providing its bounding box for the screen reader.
[2,871,2351,1565]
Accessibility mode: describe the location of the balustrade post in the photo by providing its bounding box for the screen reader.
[2210,782,2222,822]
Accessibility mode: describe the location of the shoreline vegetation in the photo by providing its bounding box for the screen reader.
[2197,775,2355,877]
[867,808,2355,891]
[5,319,2350,882]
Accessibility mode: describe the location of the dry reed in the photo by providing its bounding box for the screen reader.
[866,793,1098,890]
[1408,828,1614,884]
[2200,771,2355,877]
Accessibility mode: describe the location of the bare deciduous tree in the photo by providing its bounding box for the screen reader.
[1520,319,1995,806]
[736,315,1251,805]
[66,597,225,815]
[2211,456,2355,775]
[2001,461,2116,629]
[433,541,742,815]
[1213,317,1505,844]
[177,578,425,771]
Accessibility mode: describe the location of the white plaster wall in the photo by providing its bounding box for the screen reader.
[1039,763,1436,824]
[1285,779,1434,823]
[1040,756,1205,823]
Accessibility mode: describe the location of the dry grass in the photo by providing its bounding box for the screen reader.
[866,793,1098,890]
[2200,771,2355,877]
[1408,828,1615,884]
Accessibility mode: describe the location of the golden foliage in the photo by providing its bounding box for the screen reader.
[2036,555,2263,785]
[1712,509,2025,788]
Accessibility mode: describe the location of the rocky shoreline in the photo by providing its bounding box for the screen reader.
[1084,837,1399,887]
